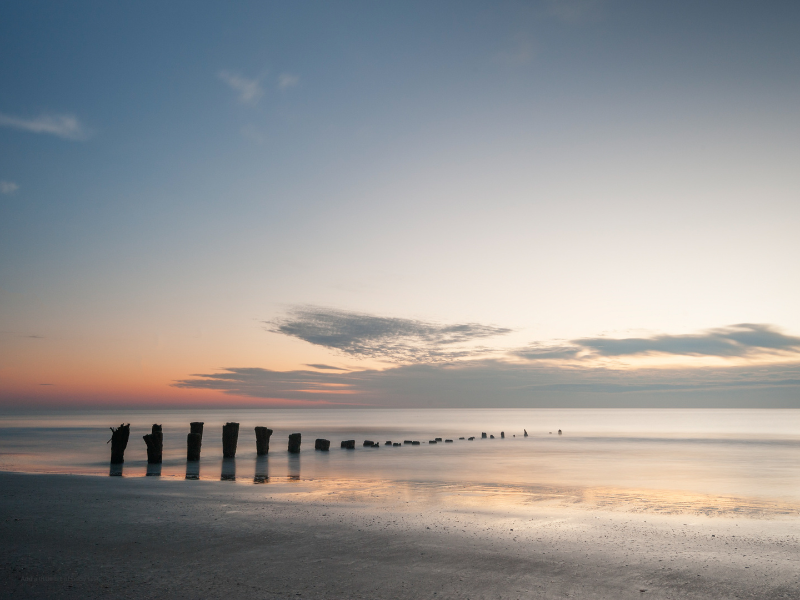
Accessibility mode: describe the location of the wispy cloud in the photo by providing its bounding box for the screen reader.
[0,181,19,194]
[306,363,348,371]
[0,112,88,140]
[277,73,299,90]
[174,360,800,407]
[269,306,513,363]
[218,71,263,105]
[514,324,800,361]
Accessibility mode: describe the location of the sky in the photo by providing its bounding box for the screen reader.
[1,0,799,408]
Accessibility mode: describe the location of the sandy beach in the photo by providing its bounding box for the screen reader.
[1,472,798,599]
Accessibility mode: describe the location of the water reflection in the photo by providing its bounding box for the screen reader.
[185,460,200,480]
[221,457,236,481]
[254,455,268,483]
[109,463,123,477]
[146,463,162,477]
[288,453,300,480]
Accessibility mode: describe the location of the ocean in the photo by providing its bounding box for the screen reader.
[1,408,798,512]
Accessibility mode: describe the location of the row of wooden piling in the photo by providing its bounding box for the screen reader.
[108,423,562,464]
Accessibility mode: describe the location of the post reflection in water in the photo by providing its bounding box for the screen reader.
[109,463,123,477]
[185,460,200,480]
[254,455,268,483]
[221,457,236,481]
[288,453,300,480]
[146,463,162,477]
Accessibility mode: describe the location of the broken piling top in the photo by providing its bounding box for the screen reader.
[222,422,240,458]
[109,423,130,464]
[143,424,163,464]
[255,426,273,455]
[315,438,330,451]
[190,422,204,439]
[288,432,302,453]
[187,432,202,461]
[524,429,528,437]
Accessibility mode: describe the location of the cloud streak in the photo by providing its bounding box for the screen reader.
[218,71,263,105]
[514,324,800,361]
[174,360,800,408]
[0,112,88,140]
[270,306,513,363]
[0,181,19,194]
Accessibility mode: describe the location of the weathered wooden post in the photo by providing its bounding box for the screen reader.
[341,440,355,449]
[501,431,505,439]
[222,422,239,458]
[288,432,301,453]
[481,432,487,439]
[187,421,204,460]
[109,423,130,464]
[315,438,330,451]
[255,426,273,455]
[558,429,562,435]
[143,424,163,463]
[187,433,202,461]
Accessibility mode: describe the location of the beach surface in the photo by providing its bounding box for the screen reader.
[1,472,798,599]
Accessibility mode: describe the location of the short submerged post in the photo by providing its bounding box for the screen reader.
[143,424,163,464]
[288,433,301,453]
[315,439,330,451]
[255,426,273,455]
[109,423,130,464]
[222,422,239,458]
[341,440,355,449]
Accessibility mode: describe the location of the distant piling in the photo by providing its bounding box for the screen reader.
[363,440,375,447]
[445,439,453,443]
[288,433,302,453]
[341,440,355,449]
[558,429,562,435]
[222,422,239,458]
[109,423,130,464]
[490,434,495,439]
[392,443,401,447]
[481,432,487,439]
[501,431,505,439]
[384,441,392,446]
[468,436,475,440]
[412,441,420,445]
[315,438,330,451]
[255,426,273,455]
[524,429,528,437]
[143,424,163,464]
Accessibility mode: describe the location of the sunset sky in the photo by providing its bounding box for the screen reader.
[1,1,799,407]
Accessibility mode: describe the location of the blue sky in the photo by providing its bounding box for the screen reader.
[1,1,799,406]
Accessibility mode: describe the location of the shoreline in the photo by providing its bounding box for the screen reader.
[2,472,799,599]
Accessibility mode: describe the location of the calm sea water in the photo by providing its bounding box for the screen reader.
[1,408,798,504]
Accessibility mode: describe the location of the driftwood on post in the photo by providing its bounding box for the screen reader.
[109,423,130,464]
[187,432,202,461]
[190,422,204,439]
[288,433,302,453]
[143,424,163,464]
[222,422,239,458]
[315,438,330,451]
[255,426,273,455]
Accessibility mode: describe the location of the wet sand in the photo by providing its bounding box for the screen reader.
[1,472,798,599]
